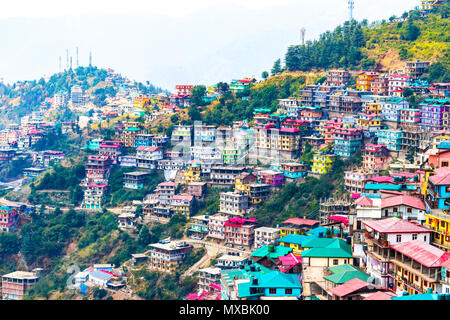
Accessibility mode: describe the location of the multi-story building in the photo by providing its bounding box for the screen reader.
[311,153,335,175]
[361,144,390,172]
[406,60,431,80]
[363,217,432,289]
[224,217,257,248]
[188,215,210,239]
[356,72,379,92]
[376,129,403,151]
[198,267,222,292]
[277,217,320,237]
[98,141,123,164]
[85,155,112,183]
[82,183,108,210]
[156,181,177,206]
[371,75,389,96]
[187,182,207,200]
[0,206,19,232]
[388,75,411,97]
[420,99,450,131]
[326,69,350,87]
[424,170,450,252]
[219,192,249,216]
[254,227,280,249]
[171,194,194,218]
[136,146,163,169]
[1,270,40,300]
[134,133,154,148]
[71,85,86,105]
[148,241,192,273]
[210,166,246,186]
[243,184,270,206]
[400,107,422,127]
[120,127,142,147]
[279,162,307,179]
[208,214,229,243]
[257,170,284,187]
[123,171,149,190]
[389,240,450,295]
[333,128,363,158]
[381,98,409,122]
[344,169,377,194]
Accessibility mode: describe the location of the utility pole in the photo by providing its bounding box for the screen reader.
[76,47,79,68]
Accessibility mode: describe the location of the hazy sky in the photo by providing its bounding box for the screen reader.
[0,0,420,90]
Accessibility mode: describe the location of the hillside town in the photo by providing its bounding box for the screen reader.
[0,0,449,302]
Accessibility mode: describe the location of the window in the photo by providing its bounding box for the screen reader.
[285,288,292,295]
[412,234,417,240]
[407,208,412,213]
[269,288,276,294]
[333,259,339,265]
[396,235,402,242]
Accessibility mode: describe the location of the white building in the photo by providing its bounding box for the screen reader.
[253,227,280,249]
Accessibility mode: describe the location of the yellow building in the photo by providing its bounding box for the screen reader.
[184,162,201,184]
[133,95,150,109]
[311,153,335,175]
[363,102,382,116]
[356,72,378,92]
[356,114,382,130]
[424,212,450,252]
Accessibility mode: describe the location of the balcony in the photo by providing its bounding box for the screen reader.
[365,232,390,248]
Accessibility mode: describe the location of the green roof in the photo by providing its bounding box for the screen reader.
[391,293,450,300]
[324,264,371,284]
[125,127,141,131]
[237,271,302,298]
[220,263,272,287]
[301,238,353,258]
[251,245,293,259]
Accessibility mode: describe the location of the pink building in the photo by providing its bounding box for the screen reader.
[344,169,377,194]
[257,170,285,186]
[362,144,390,172]
[224,217,257,248]
[388,75,411,97]
[0,206,19,232]
[99,141,123,164]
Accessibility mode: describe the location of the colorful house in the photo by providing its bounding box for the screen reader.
[311,153,335,175]
[333,127,363,158]
[0,206,19,232]
[277,218,320,237]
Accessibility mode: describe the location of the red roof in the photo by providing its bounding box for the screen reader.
[364,217,430,234]
[429,171,450,185]
[172,194,194,202]
[281,217,320,227]
[381,195,426,210]
[362,144,387,152]
[356,196,373,207]
[329,278,373,297]
[137,146,160,152]
[363,291,396,300]
[390,240,450,268]
[327,215,349,227]
[365,176,394,184]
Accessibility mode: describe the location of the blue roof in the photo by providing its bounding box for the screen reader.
[89,270,112,281]
[277,234,312,245]
[392,293,450,300]
[307,226,340,237]
[438,141,450,150]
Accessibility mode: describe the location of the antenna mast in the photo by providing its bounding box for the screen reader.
[301,27,306,45]
[348,0,355,21]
